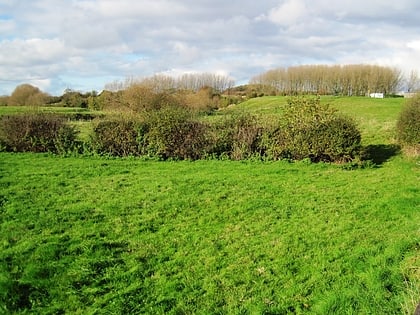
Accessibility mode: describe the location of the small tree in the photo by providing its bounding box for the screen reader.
[263,97,361,162]
[8,84,49,106]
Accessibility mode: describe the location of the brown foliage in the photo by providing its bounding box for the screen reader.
[8,84,49,106]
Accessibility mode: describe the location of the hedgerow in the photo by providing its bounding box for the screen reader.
[90,118,141,157]
[207,113,263,160]
[396,94,420,154]
[141,106,209,160]
[0,97,363,163]
[0,113,78,154]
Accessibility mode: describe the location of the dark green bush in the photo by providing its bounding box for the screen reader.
[208,113,263,160]
[396,95,420,150]
[0,113,78,153]
[142,107,209,160]
[262,97,361,162]
[91,119,141,157]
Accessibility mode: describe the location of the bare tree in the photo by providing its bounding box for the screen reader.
[250,64,402,96]
[406,70,420,93]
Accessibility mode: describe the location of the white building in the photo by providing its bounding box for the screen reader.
[369,93,384,98]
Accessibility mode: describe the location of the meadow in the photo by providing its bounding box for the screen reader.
[0,96,419,314]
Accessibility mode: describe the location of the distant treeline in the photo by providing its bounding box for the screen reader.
[0,66,416,109]
[250,64,402,96]
[105,73,235,93]
[0,73,237,110]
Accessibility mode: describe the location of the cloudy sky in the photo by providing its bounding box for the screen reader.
[1,0,420,95]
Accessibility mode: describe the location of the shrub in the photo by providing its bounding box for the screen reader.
[396,95,420,154]
[122,84,182,112]
[142,106,209,160]
[0,113,78,153]
[263,97,361,162]
[182,87,221,113]
[208,113,263,160]
[91,119,141,157]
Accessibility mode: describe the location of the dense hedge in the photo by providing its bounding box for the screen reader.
[91,119,141,157]
[261,97,361,162]
[396,95,420,151]
[207,113,263,160]
[1,98,363,162]
[141,107,209,160]
[0,113,78,154]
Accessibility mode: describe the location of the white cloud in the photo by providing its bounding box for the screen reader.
[1,0,420,95]
[0,38,68,67]
[265,0,308,26]
[85,0,188,18]
[407,40,420,51]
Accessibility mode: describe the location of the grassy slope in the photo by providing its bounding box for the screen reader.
[230,96,404,145]
[1,97,419,314]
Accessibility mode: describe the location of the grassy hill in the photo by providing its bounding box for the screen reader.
[224,96,404,145]
[0,96,419,314]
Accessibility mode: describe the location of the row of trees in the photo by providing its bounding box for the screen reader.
[0,73,237,111]
[2,66,419,109]
[250,64,403,96]
[104,73,235,93]
[0,85,99,108]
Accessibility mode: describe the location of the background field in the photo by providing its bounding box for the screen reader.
[1,96,419,314]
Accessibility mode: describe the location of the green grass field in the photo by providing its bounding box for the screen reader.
[229,96,404,145]
[1,97,419,314]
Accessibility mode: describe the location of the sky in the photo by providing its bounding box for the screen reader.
[1,0,420,96]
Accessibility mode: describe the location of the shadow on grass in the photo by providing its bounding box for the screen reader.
[363,144,401,165]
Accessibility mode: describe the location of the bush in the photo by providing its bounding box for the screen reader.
[263,97,361,162]
[91,119,141,157]
[142,107,209,160]
[0,113,78,153]
[396,95,420,153]
[208,113,263,160]
[122,84,182,112]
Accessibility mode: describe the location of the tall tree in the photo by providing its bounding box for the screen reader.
[407,70,420,93]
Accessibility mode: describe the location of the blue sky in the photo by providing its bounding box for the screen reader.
[1,0,420,95]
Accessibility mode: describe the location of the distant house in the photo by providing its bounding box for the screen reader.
[369,93,384,98]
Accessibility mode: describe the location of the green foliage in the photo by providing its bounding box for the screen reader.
[396,95,420,150]
[0,113,78,153]
[143,106,209,160]
[91,118,141,157]
[60,89,88,108]
[208,113,263,160]
[263,97,362,162]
